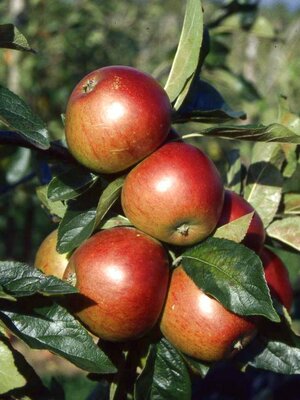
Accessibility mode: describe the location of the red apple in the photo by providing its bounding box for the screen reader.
[160,267,257,362]
[121,142,224,246]
[63,227,169,341]
[34,229,68,279]
[261,247,293,311]
[217,190,265,253]
[65,66,171,173]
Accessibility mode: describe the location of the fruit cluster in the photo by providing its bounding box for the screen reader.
[35,66,293,363]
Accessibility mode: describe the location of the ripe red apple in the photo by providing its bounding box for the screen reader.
[63,227,169,341]
[261,247,293,311]
[34,229,68,279]
[217,190,265,253]
[65,66,171,174]
[160,267,257,362]
[121,142,224,246]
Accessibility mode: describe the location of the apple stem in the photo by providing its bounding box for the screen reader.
[172,256,183,267]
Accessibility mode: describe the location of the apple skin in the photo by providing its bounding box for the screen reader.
[34,229,68,279]
[261,247,293,311]
[65,66,171,174]
[217,190,265,253]
[63,227,169,342]
[121,142,224,246]
[160,267,257,362]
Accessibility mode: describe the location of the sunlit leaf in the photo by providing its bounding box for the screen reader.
[267,217,300,251]
[0,24,35,52]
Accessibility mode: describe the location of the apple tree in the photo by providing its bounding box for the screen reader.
[0,1,300,399]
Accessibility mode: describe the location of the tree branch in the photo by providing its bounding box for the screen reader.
[0,130,76,162]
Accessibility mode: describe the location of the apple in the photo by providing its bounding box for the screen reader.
[121,142,224,246]
[261,247,293,311]
[34,229,68,279]
[160,266,257,362]
[65,66,171,174]
[63,227,169,341]
[217,190,265,253]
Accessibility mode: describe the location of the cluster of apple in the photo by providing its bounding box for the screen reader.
[35,66,293,363]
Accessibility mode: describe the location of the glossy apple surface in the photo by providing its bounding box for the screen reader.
[160,267,256,362]
[34,229,68,279]
[63,227,169,341]
[261,247,293,311]
[65,66,171,173]
[217,190,265,253]
[121,142,224,246]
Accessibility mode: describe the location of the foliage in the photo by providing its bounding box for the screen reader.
[0,0,300,399]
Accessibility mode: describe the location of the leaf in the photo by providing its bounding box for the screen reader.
[36,185,67,219]
[47,166,99,201]
[281,144,298,178]
[283,193,300,215]
[240,336,300,374]
[244,143,284,227]
[174,79,245,123]
[57,182,103,253]
[0,85,49,149]
[0,298,116,374]
[0,24,35,52]
[134,338,191,400]
[99,214,132,230]
[226,149,242,193]
[267,217,300,251]
[0,261,77,297]
[213,212,254,243]
[201,123,300,143]
[57,208,96,253]
[212,15,277,39]
[164,0,203,106]
[94,176,125,229]
[0,331,48,396]
[180,354,210,377]
[181,237,279,322]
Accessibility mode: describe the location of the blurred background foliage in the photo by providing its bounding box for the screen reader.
[0,0,300,265]
[1,1,300,399]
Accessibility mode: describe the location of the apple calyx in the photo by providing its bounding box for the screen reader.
[65,271,77,287]
[82,78,97,93]
[176,223,190,236]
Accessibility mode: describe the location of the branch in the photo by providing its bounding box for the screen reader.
[0,130,76,162]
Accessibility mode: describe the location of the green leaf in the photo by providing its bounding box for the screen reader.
[0,299,116,374]
[0,331,48,396]
[182,237,279,322]
[281,144,298,178]
[47,166,99,201]
[57,182,104,253]
[201,123,300,143]
[213,212,254,243]
[267,217,300,251]
[226,149,242,193]
[212,15,277,39]
[99,214,132,230]
[94,176,125,229]
[0,24,35,52]
[283,193,300,215]
[0,85,49,149]
[134,338,191,400]
[164,0,203,107]
[180,354,210,377]
[244,143,284,227]
[242,336,300,374]
[0,261,76,297]
[174,79,245,124]
[57,208,96,253]
[36,185,67,220]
